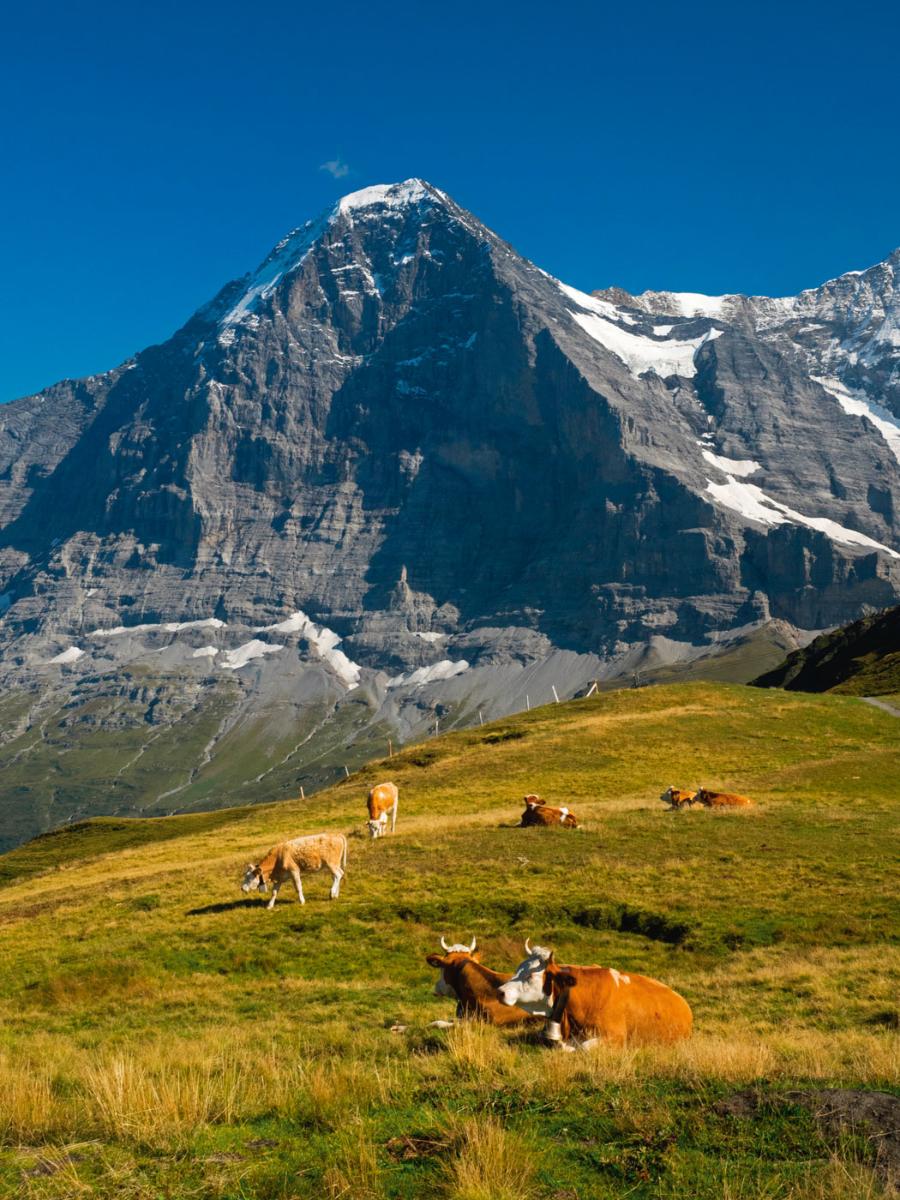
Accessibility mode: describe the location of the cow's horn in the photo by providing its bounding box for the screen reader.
[468,936,477,953]
[440,936,450,951]
[524,937,532,954]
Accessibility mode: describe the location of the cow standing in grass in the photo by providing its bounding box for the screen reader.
[425,936,536,1027]
[519,795,578,829]
[498,940,692,1050]
[241,833,347,909]
[367,782,399,838]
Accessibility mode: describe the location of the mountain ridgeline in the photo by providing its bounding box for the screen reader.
[753,604,900,695]
[0,179,898,846]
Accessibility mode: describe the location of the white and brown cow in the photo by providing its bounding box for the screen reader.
[366,782,399,838]
[519,795,578,829]
[660,786,697,810]
[425,936,537,1027]
[497,940,692,1050]
[241,833,347,909]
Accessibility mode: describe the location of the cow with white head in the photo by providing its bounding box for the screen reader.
[499,939,693,1049]
[366,782,399,838]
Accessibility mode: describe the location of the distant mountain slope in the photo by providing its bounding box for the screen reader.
[1,179,899,846]
[752,605,900,694]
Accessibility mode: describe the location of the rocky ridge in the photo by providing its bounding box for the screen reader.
[0,180,898,846]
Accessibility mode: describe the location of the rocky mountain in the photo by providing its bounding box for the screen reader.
[1,179,898,847]
[753,604,900,696]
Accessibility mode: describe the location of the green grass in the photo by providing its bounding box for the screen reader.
[0,682,897,1198]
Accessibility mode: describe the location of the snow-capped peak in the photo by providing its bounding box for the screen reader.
[216,180,448,339]
[336,179,439,214]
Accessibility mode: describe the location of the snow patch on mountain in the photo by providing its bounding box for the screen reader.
[256,611,360,688]
[219,640,284,670]
[337,180,434,214]
[388,659,470,688]
[706,475,899,557]
[90,618,226,637]
[48,646,84,664]
[635,290,731,318]
[568,297,723,379]
[701,448,762,477]
[813,375,900,465]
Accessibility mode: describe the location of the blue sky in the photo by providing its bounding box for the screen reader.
[1,0,898,403]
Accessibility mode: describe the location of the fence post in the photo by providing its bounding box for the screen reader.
[551,685,560,703]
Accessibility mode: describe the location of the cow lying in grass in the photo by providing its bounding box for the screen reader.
[497,940,692,1050]
[519,795,578,828]
[695,787,754,808]
[366,781,399,838]
[241,833,347,909]
[425,936,536,1027]
[660,786,697,809]
[661,786,754,809]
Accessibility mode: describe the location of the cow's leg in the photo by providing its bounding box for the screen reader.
[329,864,344,899]
[391,799,397,833]
[266,883,280,911]
[291,868,305,905]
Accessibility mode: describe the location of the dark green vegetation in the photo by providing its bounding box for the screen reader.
[0,683,897,1198]
[754,605,900,697]
[0,673,394,853]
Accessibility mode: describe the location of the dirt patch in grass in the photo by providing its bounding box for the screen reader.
[717,1088,900,1188]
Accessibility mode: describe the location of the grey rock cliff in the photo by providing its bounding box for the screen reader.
[0,180,897,846]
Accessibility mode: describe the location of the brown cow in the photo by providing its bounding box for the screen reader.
[695,787,754,808]
[519,795,578,829]
[424,936,536,1027]
[497,941,692,1050]
[660,786,697,810]
[367,781,399,838]
[241,833,347,909]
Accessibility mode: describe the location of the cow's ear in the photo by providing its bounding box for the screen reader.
[426,954,448,968]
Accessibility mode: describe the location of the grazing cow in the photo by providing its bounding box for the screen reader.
[497,940,692,1049]
[425,936,536,1027]
[241,833,347,909]
[367,781,399,838]
[660,786,697,810]
[695,787,754,809]
[520,795,578,829]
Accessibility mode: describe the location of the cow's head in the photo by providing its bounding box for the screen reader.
[241,863,267,894]
[366,813,389,839]
[523,794,544,808]
[425,935,478,998]
[497,939,572,1014]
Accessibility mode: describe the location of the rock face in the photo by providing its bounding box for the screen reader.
[0,179,898,846]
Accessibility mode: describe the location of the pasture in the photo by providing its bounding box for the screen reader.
[0,682,897,1198]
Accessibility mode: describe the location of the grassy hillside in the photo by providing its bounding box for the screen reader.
[754,605,900,697]
[0,682,897,1199]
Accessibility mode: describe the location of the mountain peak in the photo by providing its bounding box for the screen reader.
[335,178,444,215]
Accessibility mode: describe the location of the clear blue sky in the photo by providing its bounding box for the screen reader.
[2,0,898,403]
